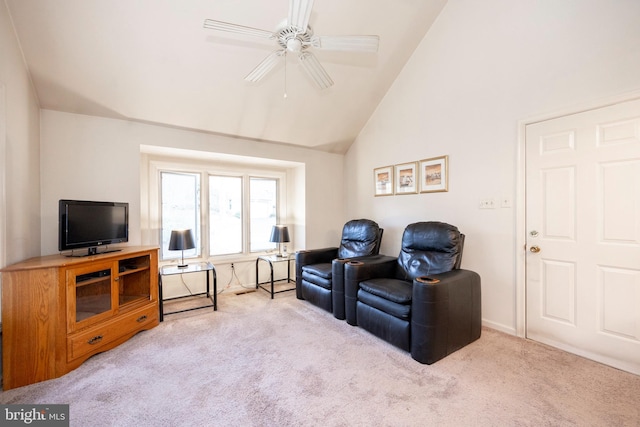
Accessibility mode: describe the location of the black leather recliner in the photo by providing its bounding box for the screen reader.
[296,219,383,319]
[344,221,481,364]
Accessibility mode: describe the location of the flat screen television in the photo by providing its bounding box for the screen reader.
[59,199,129,256]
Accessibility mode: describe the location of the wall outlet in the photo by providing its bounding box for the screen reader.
[479,198,496,209]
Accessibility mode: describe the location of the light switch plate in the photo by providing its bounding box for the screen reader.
[479,199,496,209]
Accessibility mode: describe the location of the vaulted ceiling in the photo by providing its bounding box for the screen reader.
[7,0,446,153]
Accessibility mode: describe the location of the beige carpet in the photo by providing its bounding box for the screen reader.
[1,290,639,426]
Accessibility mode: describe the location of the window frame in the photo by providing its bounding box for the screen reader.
[148,158,287,264]
[160,170,202,261]
[208,173,244,257]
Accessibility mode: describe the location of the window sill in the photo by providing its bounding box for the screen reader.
[160,250,297,267]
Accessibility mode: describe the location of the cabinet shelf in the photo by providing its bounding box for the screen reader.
[75,276,111,287]
[118,266,147,276]
[119,295,149,311]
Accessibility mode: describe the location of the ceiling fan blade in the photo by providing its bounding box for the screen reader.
[203,19,274,40]
[298,52,333,89]
[288,0,314,32]
[311,35,379,53]
[245,50,285,83]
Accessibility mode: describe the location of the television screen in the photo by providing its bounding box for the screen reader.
[59,200,129,255]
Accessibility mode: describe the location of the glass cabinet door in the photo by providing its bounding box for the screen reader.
[68,263,115,331]
[117,255,152,310]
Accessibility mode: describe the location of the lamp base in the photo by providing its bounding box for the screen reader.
[177,252,189,268]
[274,243,288,257]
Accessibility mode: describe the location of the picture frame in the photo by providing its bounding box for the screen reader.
[419,155,449,193]
[394,162,418,195]
[373,166,394,196]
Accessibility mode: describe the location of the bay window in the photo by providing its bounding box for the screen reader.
[157,163,283,262]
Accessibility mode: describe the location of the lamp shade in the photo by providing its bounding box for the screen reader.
[168,229,196,251]
[269,225,290,243]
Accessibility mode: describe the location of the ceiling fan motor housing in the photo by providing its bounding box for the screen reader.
[277,26,312,53]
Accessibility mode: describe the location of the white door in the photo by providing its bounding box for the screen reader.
[526,98,640,375]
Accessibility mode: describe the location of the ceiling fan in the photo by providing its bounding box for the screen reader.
[203,0,379,90]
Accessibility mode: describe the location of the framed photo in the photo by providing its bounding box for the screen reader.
[419,155,449,193]
[373,166,394,196]
[394,162,418,195]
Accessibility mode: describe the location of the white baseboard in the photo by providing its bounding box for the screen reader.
[482,319,516,336]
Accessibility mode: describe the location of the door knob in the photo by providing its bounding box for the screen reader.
[529,246,541,253]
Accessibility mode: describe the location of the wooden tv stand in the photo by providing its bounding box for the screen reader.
[1,246,159,390]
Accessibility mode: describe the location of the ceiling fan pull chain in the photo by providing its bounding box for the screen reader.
[284,51,288,99]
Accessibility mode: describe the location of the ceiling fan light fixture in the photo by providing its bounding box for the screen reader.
[286,38,303,53]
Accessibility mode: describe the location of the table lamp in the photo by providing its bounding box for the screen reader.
[269,225,290,257]
[168,229,195,268]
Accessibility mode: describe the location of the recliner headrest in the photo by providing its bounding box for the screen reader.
[401,222,461,252]
[338,219,381,259]
[397,221,463,279]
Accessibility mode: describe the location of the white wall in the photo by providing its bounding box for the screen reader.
[40,110,344,256]
[0,2,41,267]
[345,0,640,333]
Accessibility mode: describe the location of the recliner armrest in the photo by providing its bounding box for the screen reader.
[332,253,391,320]
[411,269,482,364]
[295,247,339,299]
[331,258,349,320]
[343,255,397,325]
[295,247,340,266]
